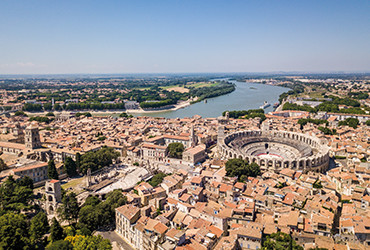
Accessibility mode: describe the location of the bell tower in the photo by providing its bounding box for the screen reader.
[190,125,197,147]
[25,124,41,149]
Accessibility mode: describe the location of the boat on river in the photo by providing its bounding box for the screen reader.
[260,101,271,109]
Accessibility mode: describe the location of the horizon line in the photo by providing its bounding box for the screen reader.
[1,70,370,77]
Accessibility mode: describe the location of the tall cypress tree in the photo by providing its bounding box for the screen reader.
[30,211,49,245]
[48,159,59,180]
[49,217,64,242]
[75,153,81,173]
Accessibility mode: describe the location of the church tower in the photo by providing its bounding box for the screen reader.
[25,124,41,149]
[190,125,197,147]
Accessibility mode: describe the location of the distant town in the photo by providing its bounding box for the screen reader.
[0,73,369,250]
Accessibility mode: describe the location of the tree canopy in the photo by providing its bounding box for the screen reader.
[148,172,166,187]
[58,192,80,225]
[78,190,127,233]
[167,142,184,159]
[0,158,8,172]
[0,212,30,249]
[79,147,120,174]
[46,240,73,250]
[65,235,111,250]
[0,175,34,212]
[48,159,59,180]
[225,159,261,181]
[338,118,360,129]
[222,109,266,121]
[64,157,77,177]
[262,232,303,250]
[50,217,65,243]
[30,211,49,246]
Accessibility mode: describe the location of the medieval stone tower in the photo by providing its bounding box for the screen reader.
[190,125,198,147]
[45,179,62,215]
[25,124,41,149]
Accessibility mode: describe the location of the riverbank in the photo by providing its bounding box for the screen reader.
[24,99,195,117]
[23,80,288,119]
[126,99,193,114]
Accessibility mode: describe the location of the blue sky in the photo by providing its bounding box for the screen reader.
[0,0,369,74]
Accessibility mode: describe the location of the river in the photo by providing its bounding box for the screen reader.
[131,80,289,118]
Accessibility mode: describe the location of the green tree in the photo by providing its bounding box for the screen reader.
[225,158,246,177]
[44,103,53,111]
[225,159,261,180]
[64,157,77,177]
[46,240,73,250]
[98,190,127,226]
[313,180,323,189]
[75,153,81,173]
[58,192,79,225]
[50,217,64,242]
[347,118,359,129]
[248,162,261,177]
[14,110,28,117]
[78,191,127,232]
[78,205,102,232]
[104,189,127,212]
[338,118,360,129]
[148,172,166,187]
[79,147,120,174]
[119,112,128,118]
[262,232,303,250]
[30,211,49,246]
[167,142,184,159]
[84,195,101,207]
[0,212,30,249]
[48,159,59,180]
[0,175,34,212]
[18,176,34,189]
[318,126,336,135]
[54,103,62,111]
[0,158,8,172]
[65,235,112,250]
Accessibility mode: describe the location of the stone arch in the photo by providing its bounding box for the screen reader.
[48,195,53,202]
[260,159,266,167]
[306,159,311,168]
[276,161,282,169]
[267,160,273,168]
[49,205,54,212]
[48,187,53,192]
[284,161,289,168]
[291,161,297,169]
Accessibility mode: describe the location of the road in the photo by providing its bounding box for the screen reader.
[95,230,134,250]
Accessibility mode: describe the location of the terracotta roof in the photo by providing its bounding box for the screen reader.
[116,204,140,221]
[12,162,48,173]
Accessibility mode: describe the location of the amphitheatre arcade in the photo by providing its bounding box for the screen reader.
[218,129,330,173]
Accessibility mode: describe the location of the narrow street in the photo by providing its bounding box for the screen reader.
[95,230,134,250]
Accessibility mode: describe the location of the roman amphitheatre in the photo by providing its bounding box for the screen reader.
[218,128,330,173]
